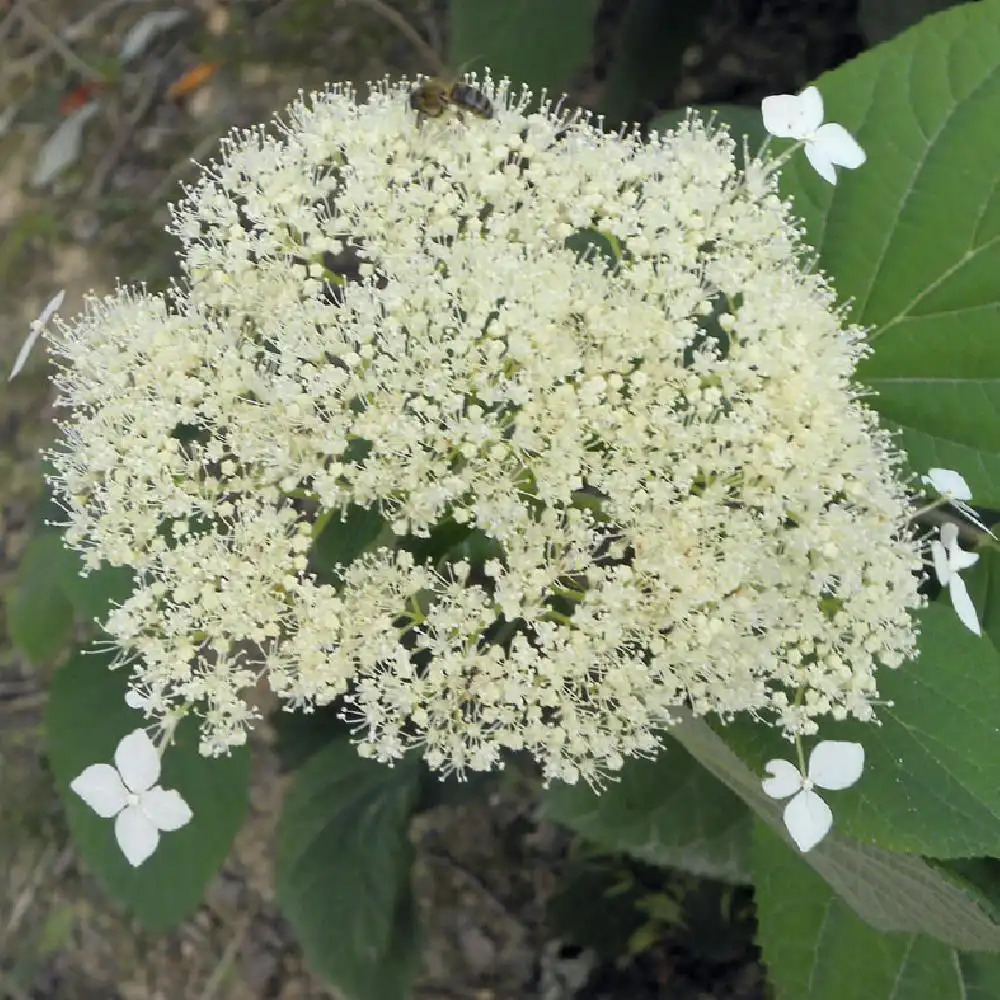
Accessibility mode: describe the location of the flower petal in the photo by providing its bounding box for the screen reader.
[762,758,803,800]
[808,740,865,790]
[140,787,193,832]
[813,123,866,169]
[930,539,951,586]
[763,88,825,139]
[115,729,161,793]
[9,289,65,380]
[115,803,160,866]
[125,689,149,710]
[925,468,972,501]
[761,93,805,139]
[70,763,129,818]
[804,141,838,185]
[949,575,982,636]
[783,789,833,852]
[950,545,979,574]
[940,522,960,549]
[796,86,825,132]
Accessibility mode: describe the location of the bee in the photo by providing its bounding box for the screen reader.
[409,77,494,124]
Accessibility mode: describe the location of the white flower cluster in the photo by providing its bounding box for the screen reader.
[45,75,922,784]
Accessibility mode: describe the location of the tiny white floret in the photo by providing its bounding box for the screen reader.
[762,740,865,852]
[70,728,192,866]
[761,86,866,184]
[930,522,981,636]
[9,288,65,380]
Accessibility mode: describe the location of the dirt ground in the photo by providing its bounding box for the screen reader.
[0,1,861,997]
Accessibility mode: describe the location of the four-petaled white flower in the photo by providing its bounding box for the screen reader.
[922,467,994,538]
[762,740,865,852]
[931,522,981,636]
[761,86,866,185]
[9,288,65,380]
[70,728,193,866]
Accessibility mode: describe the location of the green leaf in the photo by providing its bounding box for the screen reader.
[46,650,250,930]
[752,819,1000,1000]
[718,601,1000,858]
[449,0,597,99]
[9,528,134,664]
[542,736,752,883]
[858,0,960,44]
[775,0,1000,505]
[272,703,345,771]
[599,0,706,124]
[60,560,133,623]
[276,737,423,1000]
[309,503,388,580]
[8,531,75,665]
[671,712,1000,950]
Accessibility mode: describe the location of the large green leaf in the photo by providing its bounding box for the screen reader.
[9,528,133,665]
[717,600,1000,858]
[8,531,75,665]
[671,713,1000,950]
[449,0,597,99]
[276,737,423,1000]
[775,0,1000,505]
[752,820,1000,1000]
[47,650,250,930]
[542,736,752,883]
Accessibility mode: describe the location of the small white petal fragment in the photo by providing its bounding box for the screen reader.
[31,101,100,189]
[141,787,194,831]
[70,763,130,818]
[762,758,803,799]
[115,804,160,867]
[119,9,190,63]
[783,788,834,853]
[114,729,161,794]
[808,740,865,790]
[0,100,20,138]
[923,468,972,502]
[9,288,65,380]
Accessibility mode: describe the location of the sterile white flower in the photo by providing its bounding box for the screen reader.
[922,468,972,502]
[70,729,192,866]
[43,75,922,784]
[762,740,865,852]
[922,467,994,538]
[761,85,866,184]
[9,288,65,380]
[931,522,981,636]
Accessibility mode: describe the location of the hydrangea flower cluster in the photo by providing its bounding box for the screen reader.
[45,74,923,785]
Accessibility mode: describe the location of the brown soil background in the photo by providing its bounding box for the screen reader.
[0,1,861,997]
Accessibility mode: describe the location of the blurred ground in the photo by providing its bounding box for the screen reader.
[0,1,860,997]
